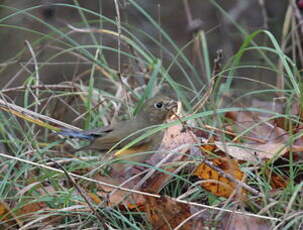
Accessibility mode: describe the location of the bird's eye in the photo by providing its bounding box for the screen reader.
[154,102,163,109]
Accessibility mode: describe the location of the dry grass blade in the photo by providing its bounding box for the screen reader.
[0,98,81,131]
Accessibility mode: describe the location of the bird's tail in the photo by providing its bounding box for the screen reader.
[57,128,95,140]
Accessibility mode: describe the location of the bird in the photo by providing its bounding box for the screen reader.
[58,95,178,162]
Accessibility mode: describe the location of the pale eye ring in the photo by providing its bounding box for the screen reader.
[154,102,163,109]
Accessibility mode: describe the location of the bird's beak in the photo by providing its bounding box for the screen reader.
[165,100,178,111]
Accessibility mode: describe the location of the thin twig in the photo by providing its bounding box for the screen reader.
[258,0,269,30]
[114,0,121,75]
[193,49,223,113]
[49,159,105,225]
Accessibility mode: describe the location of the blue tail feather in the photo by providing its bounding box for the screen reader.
[58,128,95,140]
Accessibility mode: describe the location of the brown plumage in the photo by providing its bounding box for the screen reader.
[59,95,178,162]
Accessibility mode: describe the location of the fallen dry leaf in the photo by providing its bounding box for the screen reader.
[93,174,145,207]
[194,157,244,198]
[142,123,199,193]
[141,153,190,193]
[145,196,204,230]
[215,141,288,162]
[268,172,288,189]
[16,201,47,222]
[222,212,271,230]
[0,201,16,227]
[148,123,198,164]
[225,111,288,143]
[0,202,9,221]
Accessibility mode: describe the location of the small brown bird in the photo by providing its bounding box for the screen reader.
[59,95,178,161]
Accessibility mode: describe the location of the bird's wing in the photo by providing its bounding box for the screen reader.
[89,120,152,150]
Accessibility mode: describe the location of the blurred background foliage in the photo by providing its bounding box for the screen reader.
[0,0,287,89]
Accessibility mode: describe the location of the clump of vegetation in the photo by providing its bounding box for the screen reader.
[0,1,302,229]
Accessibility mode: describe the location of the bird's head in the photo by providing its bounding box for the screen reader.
[137,95,178,125]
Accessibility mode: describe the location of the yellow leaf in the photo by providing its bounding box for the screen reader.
[194,158,244,198]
